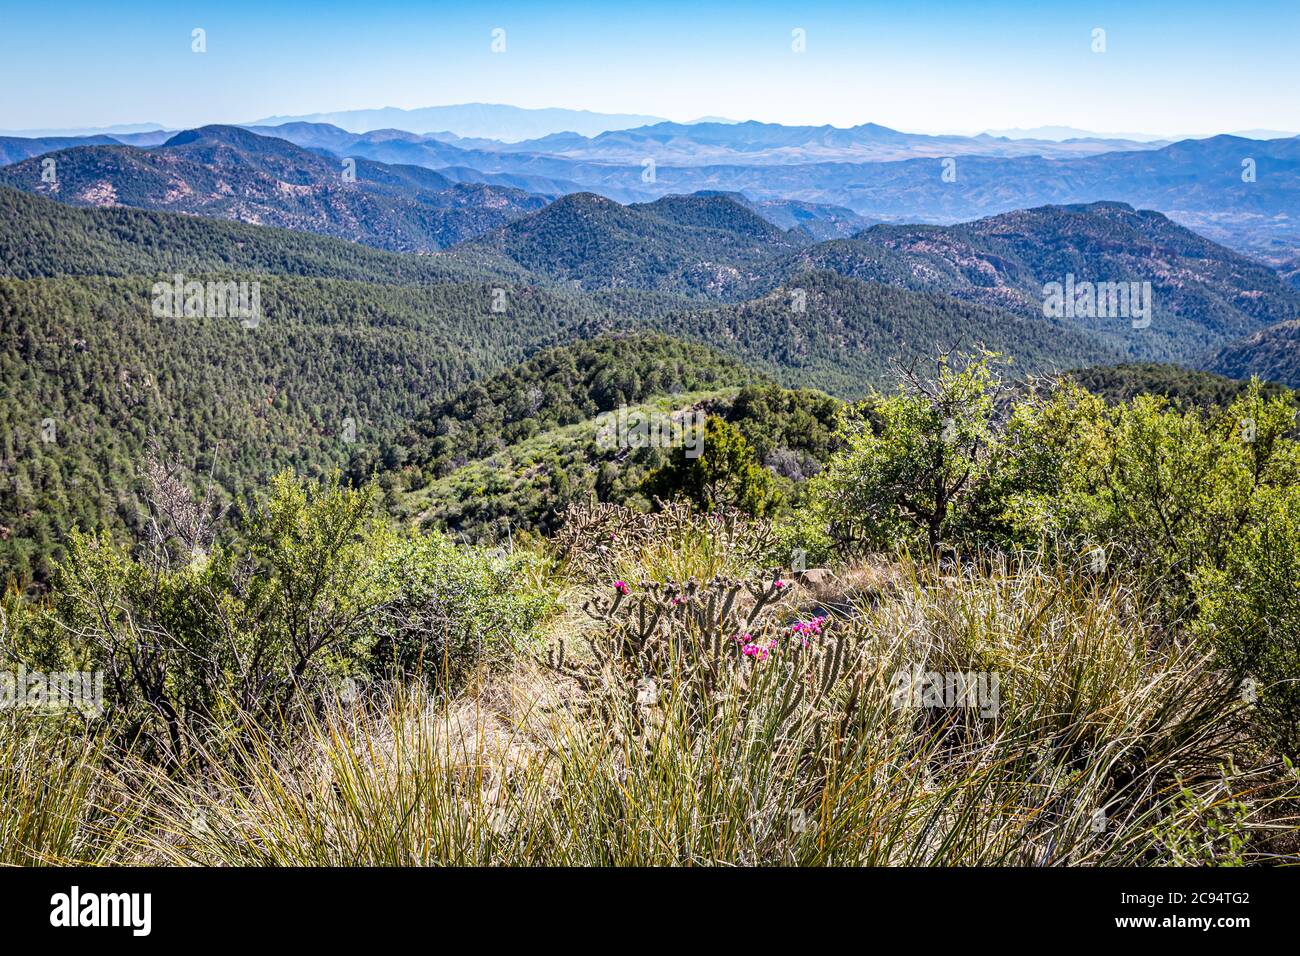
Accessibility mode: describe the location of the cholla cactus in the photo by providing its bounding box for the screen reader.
[551,500,655,578]
[546,571,858,740]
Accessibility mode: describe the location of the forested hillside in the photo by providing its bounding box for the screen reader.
[1067,362,1294,406]
[1282,256,1300,288]
[0,271,628,581]
[0,186,530,283]
[1204,320,1300,389]
[639,270,1117,397]
[467,192,808,297]
[780,202,1300,363]
[407,333,763,476]
[7,179,1294,584]
[0,126,548,252]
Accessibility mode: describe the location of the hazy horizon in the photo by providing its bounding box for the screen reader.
[3,103,1296,144]
[2,0,1297,137]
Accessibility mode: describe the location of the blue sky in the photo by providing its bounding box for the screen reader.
[1,0,1297,135]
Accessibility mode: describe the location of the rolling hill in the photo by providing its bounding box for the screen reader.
[1,189,1134,579]
[1203,321,1300,389]
[465,192,809,297]
[638,270,1118,398]
[0,126,548,252]
[407,332,762,476]
[779,202,1300,363]
[0,186,530,283]
[395,333,839,539]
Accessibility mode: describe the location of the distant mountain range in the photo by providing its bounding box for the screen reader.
[981,127,1174,143]
[975,126,1299,143]
[4,116,1300,386]
[235,121,1300,263]
[0,126,548,252]
[0,135,124,164]
[0,122,169,137]
[0,126,878,252]
[243,103,669,141]
[451,120,1171,165]
[5,113,1299,261]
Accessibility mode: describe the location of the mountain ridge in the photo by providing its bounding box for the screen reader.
[243,103,669,141]
[0,126,548,252]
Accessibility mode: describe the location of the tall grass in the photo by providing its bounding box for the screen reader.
[126,683,560,865]
[0,715,133,865]
[117,556,1294,866]
[557,500,777,586]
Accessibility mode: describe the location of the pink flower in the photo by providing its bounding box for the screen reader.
[739,635,779,661]
[773,579,787,590]
[614,581,629,595]
[790,616,825,647]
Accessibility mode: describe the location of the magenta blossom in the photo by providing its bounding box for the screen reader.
[790,616,826,648]
[614,581,629,595]
[739,635,779,661]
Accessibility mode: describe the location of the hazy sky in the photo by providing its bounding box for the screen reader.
[2,0,1297,135]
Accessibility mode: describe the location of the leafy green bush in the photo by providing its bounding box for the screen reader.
[371,533,554,688]
[9,467,554,763]
[1005,380,1300,622]
[643,415,781,517]
[27,470,392,761]
[808,353,1003,554]
[795,362,1300,763]
[1195,485,1300,759]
